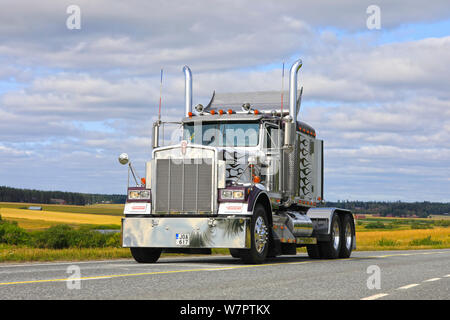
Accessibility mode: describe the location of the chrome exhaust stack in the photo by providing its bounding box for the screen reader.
[289,59,303,119]
[284,59,303,151]
[283,59,303,199]
[183,65,192,117]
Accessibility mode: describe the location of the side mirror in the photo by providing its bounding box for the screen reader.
[118,153,129,165]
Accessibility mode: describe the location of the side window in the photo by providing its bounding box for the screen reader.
[266,125,279,149]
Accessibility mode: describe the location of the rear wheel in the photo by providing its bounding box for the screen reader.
[130,247,162,263]
[339,214,354,258]
[319,214,342,259]
[240,204,269,264]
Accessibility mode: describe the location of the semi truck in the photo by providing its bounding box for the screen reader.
[119,58,356,264]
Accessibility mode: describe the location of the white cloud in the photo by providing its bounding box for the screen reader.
[0,1,449,200]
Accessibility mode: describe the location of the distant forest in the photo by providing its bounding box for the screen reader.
[0,186,449,217]
[0,186,126,205]
[320,200,450,218]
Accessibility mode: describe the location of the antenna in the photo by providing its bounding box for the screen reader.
[281,62,285,116]
[158,68,163,122]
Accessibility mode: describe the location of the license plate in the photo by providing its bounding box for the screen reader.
[175,233,190,246]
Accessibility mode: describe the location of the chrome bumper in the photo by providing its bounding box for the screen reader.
[122,217,251,249]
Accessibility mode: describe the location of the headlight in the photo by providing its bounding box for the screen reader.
[128,189,151,200]
[221,190,233,199]
[140,190,151,199]
[129,191,140,199]
[232,190,244,200]
[220,189,245,201]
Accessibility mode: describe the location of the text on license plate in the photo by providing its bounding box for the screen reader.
[175,233,190,246]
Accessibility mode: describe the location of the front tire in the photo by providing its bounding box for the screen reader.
[130,247,162,263]
[240,204,269,264]
[229,249,242,258]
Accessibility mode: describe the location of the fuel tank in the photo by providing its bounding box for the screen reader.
[282,211,314,237]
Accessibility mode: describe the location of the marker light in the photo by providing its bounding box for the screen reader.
[194,104,204,113]
[242,103,251,112]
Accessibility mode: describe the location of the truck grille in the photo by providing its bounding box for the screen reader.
[154,159,213,214]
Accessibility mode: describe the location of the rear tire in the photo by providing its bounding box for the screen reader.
[339,214,354,258]
[130,247,162,263]
[240,204,269,264]
[319,214,342,259]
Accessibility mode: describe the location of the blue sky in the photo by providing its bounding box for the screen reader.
[0,0,449,201]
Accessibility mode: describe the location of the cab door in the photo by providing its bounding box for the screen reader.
[261,123,281,193]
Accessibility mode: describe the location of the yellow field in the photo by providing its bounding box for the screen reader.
[429,214,450,220]
[0,202,124,216]
[0,208,121,228]
[356,227,450,250]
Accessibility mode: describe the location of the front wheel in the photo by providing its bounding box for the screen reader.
[130,247,162,263]
[240,204,269,264]
[229,249,242,258]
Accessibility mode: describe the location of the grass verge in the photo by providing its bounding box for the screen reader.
[0,245,131,262]
[0,210,449,262]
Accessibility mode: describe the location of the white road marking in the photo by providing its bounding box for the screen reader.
[361,293,389,300]
[423,278,441,282]
[397,283,420,290]
[444,274,450,278]
[366,251,447,259]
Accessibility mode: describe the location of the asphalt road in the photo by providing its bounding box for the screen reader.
[0,249,449,300]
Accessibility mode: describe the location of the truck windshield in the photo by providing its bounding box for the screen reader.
[183,122,259,147]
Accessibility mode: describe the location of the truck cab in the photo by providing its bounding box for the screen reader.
[120,59,356,264]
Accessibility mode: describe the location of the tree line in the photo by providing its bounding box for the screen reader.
[0,186,126,205]
[1,186,449,217]
[320,200,450,218]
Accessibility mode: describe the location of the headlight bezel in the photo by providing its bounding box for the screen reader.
[127,187,151,202]
[219,187,247,202]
